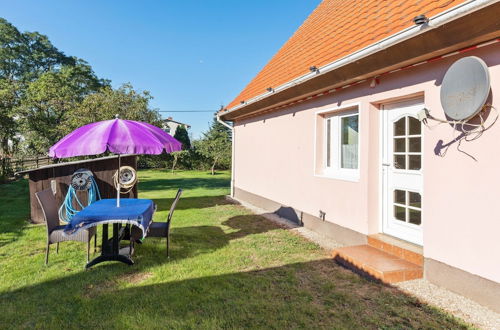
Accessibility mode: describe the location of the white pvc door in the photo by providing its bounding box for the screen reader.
[381,99,423,245]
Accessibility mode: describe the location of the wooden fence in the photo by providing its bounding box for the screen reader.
[1,156,53,177]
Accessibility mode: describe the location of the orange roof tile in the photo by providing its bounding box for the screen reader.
[226,0,467,110]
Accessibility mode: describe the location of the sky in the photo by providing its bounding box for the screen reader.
[0,0,321,138]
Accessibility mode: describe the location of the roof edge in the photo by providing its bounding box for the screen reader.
[220,0,494,120]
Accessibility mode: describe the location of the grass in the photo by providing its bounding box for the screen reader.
[0,170,470,329]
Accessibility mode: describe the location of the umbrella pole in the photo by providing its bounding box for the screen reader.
[117,154,121,207]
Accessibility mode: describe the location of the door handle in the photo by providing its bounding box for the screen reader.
[382,163,390,167]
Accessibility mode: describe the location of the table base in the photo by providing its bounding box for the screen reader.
[85,254,134,268]
[85,223,135,269]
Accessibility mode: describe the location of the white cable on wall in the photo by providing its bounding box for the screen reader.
[421,104,497,160]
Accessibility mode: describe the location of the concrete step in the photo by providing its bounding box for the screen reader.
[367,234,423,266]
[332,245,423,283]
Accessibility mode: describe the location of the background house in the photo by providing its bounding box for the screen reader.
[219,0,500,313]
[161,117,191,135]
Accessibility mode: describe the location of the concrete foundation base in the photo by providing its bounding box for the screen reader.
[234,187,366,246]
[425,258,500,313]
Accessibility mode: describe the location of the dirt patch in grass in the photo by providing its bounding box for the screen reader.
[83,271,152,299]
[119,271,153,284]
[83,280,117,299]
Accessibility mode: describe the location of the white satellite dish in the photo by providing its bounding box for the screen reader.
[440,56,490,121]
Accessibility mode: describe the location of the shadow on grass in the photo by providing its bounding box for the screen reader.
[0,220,27,249]
[151,225,229,260]
[143,214,281,261]
[152,195,232,212]
[222,215,282,240]
[0,258,467,329]
[0,179,30,248]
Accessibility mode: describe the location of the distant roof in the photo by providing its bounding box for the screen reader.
[162,117,191,128]
[226,0,467,110]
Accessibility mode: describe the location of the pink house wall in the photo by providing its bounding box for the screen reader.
[233,44,500,283]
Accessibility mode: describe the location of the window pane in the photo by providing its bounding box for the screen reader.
[409,192,421,208]
[394,190,406,205]
[394,205,406,222]
[409,137,421,152]
[409,117,421,135]
[341,115,358,169]
[394,154,406,169]
[409,155,421,170]
[394,138,405,152]
[409,209,421,225]
[326,119,331,167]
[394,118,406,136]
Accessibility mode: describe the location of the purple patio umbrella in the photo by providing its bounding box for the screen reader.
[49,116,182,206]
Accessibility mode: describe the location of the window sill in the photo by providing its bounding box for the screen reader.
[314,172,360,183]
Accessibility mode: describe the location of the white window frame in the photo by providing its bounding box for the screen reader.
[314,103,360,182]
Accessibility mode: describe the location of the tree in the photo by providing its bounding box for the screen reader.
[170,125,191,173]
[64,83,161,133]
[20,62,104,154]
[195,119,231,175]
[0,18,75,156]
[173,125,191,149]
[0,18,74,84]
[0,18,163,160]
[0,78,19,157]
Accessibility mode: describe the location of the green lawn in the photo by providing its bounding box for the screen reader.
[0,170,469,329]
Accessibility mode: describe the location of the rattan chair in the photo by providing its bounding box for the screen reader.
[147,189,183,257]
[35,189,97,265]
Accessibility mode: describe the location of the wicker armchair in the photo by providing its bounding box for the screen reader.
[35,189,97,265]
[147,189,183,257]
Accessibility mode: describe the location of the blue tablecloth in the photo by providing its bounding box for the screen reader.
[64,198,155,238]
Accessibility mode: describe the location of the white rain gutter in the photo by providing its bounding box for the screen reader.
[221,0,494,116]
[216,114,235,197]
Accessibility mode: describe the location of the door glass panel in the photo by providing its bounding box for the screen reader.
[393,189,422,225]
[408,137,421,152]
[409,117,421,135]
[409,192,421,208]
[394,138,405,152]
[394,117,405,136]
[409,209,421,225]
[394,155,406,169]
[394,190,406,205]
[393,115,422,171]
[340,115,359,169]
[408,155,421,170]
[394,205,406,221]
